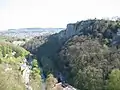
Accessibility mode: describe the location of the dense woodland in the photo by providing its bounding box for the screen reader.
[1,19,120,90]
[23,36,47,54]
[24,19,120,90]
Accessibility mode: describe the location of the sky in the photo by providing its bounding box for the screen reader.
[0,0,120,30]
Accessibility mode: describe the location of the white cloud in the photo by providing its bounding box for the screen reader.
[0,0,120,30]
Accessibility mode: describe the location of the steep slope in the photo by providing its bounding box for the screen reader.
[0,41,41,90]
[59,35,120,90]
[58,19,120,89]
[34,19,120,73]
[28,19,120,90]
[23,36,47,54]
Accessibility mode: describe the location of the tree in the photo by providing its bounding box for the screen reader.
[73,66,103,90]
[107,69,120,90]
[32,59,38,68]
[41,56,55,74]
[2,46,6,57]
[31,59,41,79]
[46,74,58,90]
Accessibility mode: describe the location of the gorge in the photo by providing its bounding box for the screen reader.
[1,18,120,90]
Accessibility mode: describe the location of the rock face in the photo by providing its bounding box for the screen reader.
[52,83,77,90]
[112,29,120,46]
[21,58,32,90]
[66,24,76,38]
[112,35,120,46]
[58,24,76,40]
[59,19,120,45]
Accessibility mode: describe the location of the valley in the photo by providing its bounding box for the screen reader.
[1,19,120,90]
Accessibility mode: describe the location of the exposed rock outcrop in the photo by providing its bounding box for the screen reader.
[66,24,76,38]
[21,58,32,90]
[52,83,77,90]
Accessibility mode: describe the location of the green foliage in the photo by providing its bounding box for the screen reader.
[59,35,120,89]
[23,36,46,54]
[31,59,40,76]
[30,59,41,90]
[23,19,120,89]
[11,45,29,57]
[107,69,120,90]
[0,41,42,90]
[32,59,38,68]
[74,66,103,90]
[0,42,30,65]
[41,56,55,74]
[32,67,40,76]
[46,74,58,90]
[30,74,41,90]
[0,42,29,58]
[0,41,32,90]
[0,64,25,90]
